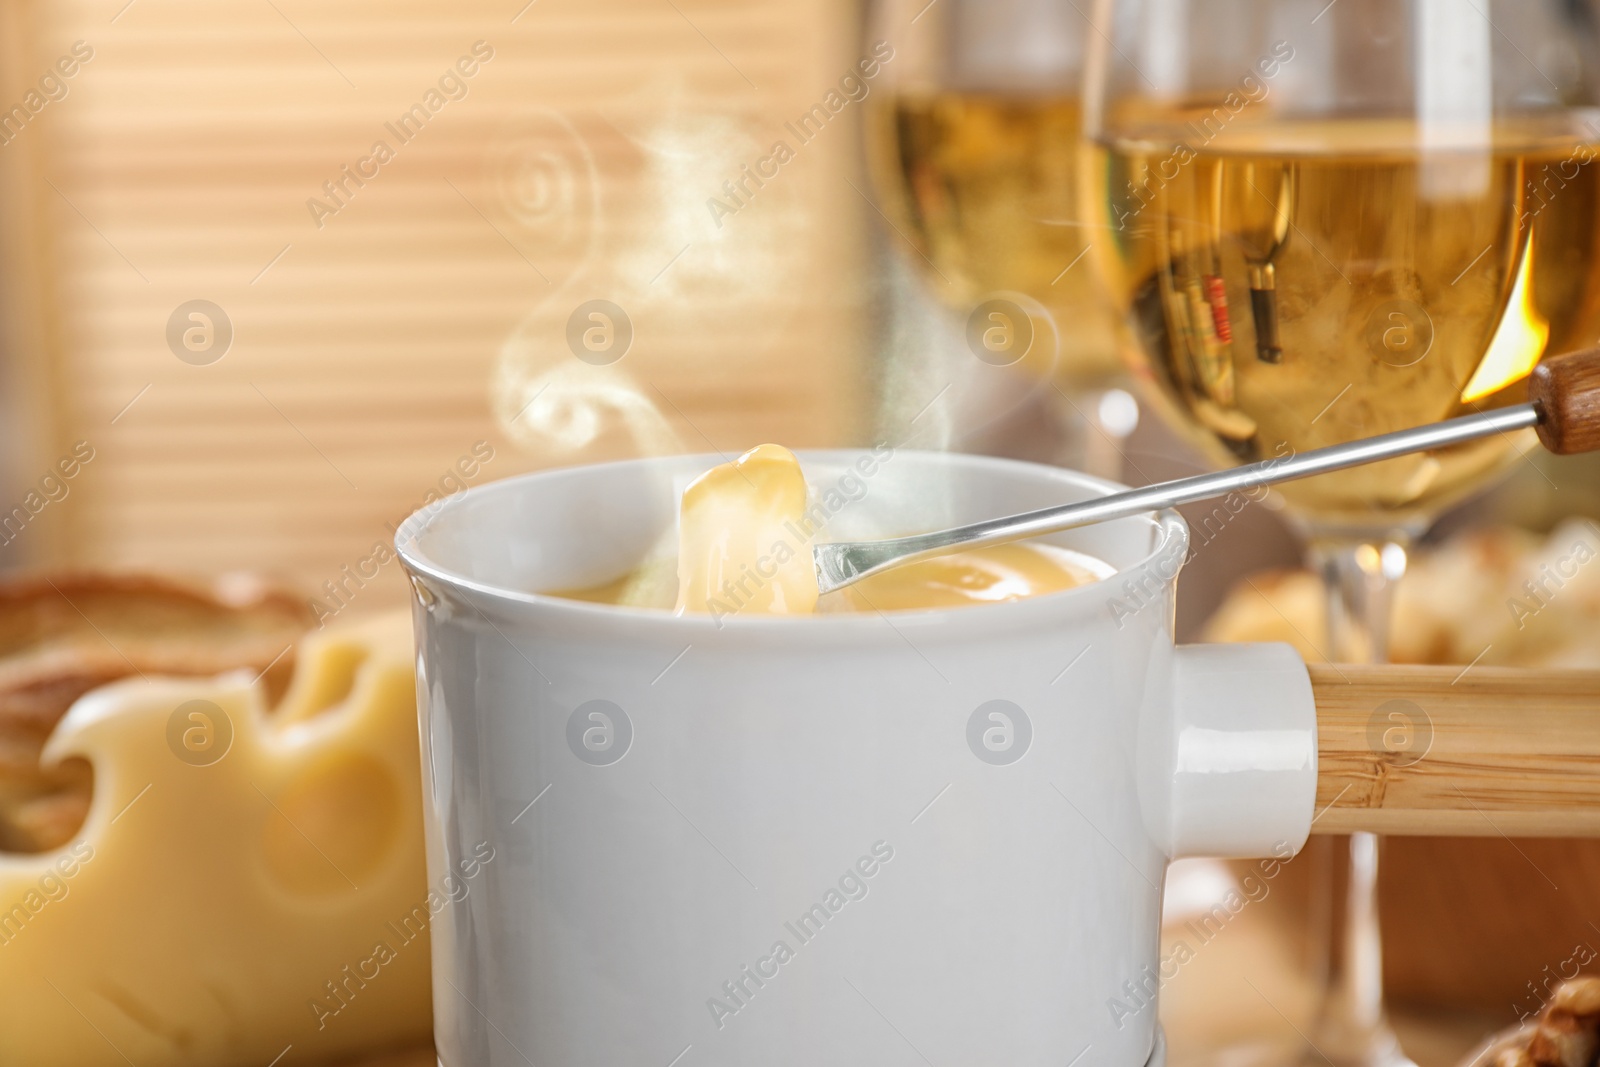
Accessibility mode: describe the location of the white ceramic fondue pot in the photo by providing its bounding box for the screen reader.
[397,448,1323,1067]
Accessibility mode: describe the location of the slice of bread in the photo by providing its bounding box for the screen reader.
[1485,977,1600,1067]
[0,573,314,852]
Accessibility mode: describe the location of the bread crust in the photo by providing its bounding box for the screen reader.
[0,571,314,852]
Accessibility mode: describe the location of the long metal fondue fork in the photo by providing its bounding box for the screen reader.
[814,349,1600,596]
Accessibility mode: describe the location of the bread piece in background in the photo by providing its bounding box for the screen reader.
[0,573,314,852]
[1207,521,1600,669]
[1205,520,1600,1020]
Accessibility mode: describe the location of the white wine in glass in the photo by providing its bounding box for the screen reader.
[881,94,1124,387]
[1092,115,1600,532]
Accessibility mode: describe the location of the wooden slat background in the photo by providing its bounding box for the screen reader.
[0,0,870,612]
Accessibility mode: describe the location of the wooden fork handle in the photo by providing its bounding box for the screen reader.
[1532,347,1600,455]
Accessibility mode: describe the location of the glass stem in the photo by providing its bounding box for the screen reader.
[1080,400,1124,484]
[1340,831,1386,1041]
[1306,535,1413,1067]
[1055,384,1138,484]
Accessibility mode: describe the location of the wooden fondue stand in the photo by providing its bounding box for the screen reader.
[1313,665,1600,836]
[1309,351,1600,837]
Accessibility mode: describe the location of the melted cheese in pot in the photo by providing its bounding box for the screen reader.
[557,445,1113,615]
[674,443,820,616]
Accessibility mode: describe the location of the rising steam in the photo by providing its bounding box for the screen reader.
[487,84,823,465]
[493,358,680,461]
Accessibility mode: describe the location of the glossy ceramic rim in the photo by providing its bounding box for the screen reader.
[394,449,1190,636]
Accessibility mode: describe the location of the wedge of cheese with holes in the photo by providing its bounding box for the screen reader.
[0,613,434,1067]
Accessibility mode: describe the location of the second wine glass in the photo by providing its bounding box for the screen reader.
[864,0,1138,477]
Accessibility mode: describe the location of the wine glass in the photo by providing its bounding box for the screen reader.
[862,0,1141,478]
[1083,2,1600,1066]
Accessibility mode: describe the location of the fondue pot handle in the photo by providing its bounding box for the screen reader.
[1311,664,1600,836]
